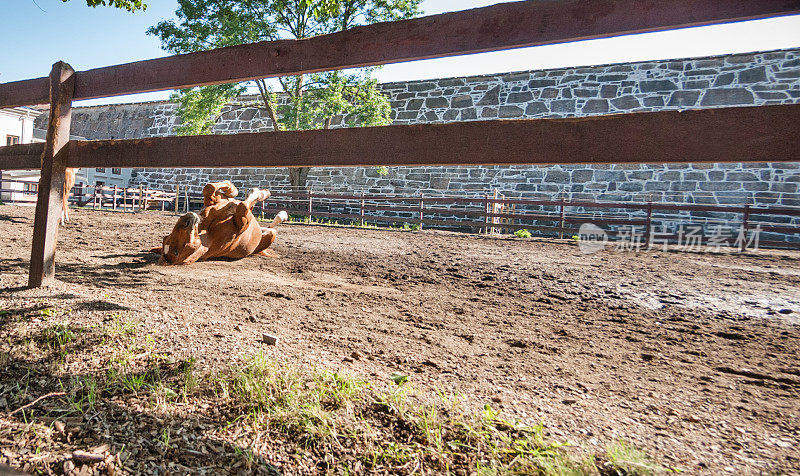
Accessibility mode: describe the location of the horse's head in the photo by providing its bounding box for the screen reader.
[159,212,202,265]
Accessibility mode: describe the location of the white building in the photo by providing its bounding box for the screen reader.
[0,108,94,204]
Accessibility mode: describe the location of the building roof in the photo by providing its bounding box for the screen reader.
[32,128,86,141]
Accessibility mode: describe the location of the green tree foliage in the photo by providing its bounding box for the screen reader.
[63,0,147,11]
[149,0,421,189]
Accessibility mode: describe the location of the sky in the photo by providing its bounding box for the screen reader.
[1,0,799,106]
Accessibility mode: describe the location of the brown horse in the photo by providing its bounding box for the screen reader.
[152,181,287,265]
[61,167,77,224]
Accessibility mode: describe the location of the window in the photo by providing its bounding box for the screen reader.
[23,183,38,193]
[96,168,106,173]
[6,135,20,146]
[112,168,122,175]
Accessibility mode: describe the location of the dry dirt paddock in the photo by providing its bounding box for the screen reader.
[1,204,800,474]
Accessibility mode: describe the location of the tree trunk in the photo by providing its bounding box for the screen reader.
[289,167,311,190]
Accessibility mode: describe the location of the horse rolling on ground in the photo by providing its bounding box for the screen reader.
[152,181,288,265]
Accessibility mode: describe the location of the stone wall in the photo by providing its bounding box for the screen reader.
[44,48,800,239]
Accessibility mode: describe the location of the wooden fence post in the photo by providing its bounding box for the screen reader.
[484,194,490,234]
[174,184,180,214]
[29,62,75,288]
[112,185,118,211]
[559,197,566,239]
[139,185,144,212]
[419,193,424,231]
[308,190,313,220]
[122,186,128,212]
[360,192,365,227]
[184,186,189,212]
[740,204,751,252]
[645,202,653,246]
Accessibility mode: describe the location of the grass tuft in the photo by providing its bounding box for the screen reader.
[603,440,665,475]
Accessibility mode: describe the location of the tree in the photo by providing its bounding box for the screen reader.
[148,0,421,189]
[62,0,147,11]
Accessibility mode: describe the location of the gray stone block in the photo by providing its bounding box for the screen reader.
[699,182,741,191]
[439,78,466,87]
[408,82,437,92]
[611,95,641,110]
[550,100,576,113]
[505,91,532,103]
[406,99,424,110]
[670,181,697,191]
[598,74,628,82]
[737,66,767,84]
[643,97,664,108]
[595,170,627,182]
[396,111,419,121]
[628,171,654,180]
[725,172,759,181]
[460,108,478,120]
[684,69,718,76]
[582,99,609,113]
[529,79,557,88]
[619,182,644,192]
[573,88,598,98]
[743,182,770,191]
[477,86,501,106]
[600,85,618,98]
[667,91,701,107]
[443,110,459,121]
[639,80,678,93]
[544,171,570,183]
[525,102,548,115]
[644,180,670,192]
[425,97,449,109]
[450,95,474,108]
[571,170,594,183]
[755,91,788,100]
[700,88,754,106]
[541,88,559,99]
[772,183,799,193]
[498,106,524,118]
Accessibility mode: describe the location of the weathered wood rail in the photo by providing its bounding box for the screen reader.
[0,0,799,285]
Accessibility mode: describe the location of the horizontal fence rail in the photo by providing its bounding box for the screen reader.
[0,104,797,171]
[0,179,177,211]
[2,0,799,107]
[253,191,800,250]
[0,143,44,170]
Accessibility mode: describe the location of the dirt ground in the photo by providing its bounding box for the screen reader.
[1,204,800,474]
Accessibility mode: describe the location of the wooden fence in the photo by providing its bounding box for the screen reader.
[0,179,176,211]
[257,191,800,250]
[2,180,799,250]
[1,0,800,286]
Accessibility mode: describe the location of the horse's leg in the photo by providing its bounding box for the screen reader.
[61,168,77,224]
[233,188,269,230]
[202,180,239,207]
[254,211,288,256]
